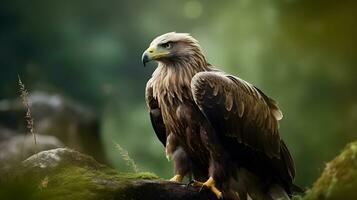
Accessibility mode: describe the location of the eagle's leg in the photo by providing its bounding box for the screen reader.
[199,177,223,199]
[168,145,191,183]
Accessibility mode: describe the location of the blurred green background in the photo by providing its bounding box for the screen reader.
[1,0,356,188]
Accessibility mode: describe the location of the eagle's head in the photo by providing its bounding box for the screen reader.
[142,32,205,66]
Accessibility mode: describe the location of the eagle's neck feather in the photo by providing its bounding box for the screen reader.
[148,51,211,135]
[151,55,210,105]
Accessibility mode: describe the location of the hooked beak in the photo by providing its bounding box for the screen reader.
[142,52,149,66]
[141,46,170,67]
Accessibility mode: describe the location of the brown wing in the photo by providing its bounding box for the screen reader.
[191,71,283,158]
[146,80,166,146]
[191,71,296,186]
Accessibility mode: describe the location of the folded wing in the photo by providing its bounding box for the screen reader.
[191,71,283,159]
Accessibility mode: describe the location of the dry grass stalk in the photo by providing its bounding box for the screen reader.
[114,142,139,173]
[18,75,37,148]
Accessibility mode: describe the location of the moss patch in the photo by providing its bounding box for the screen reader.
[0,148,159,200]
[304,141,357,200]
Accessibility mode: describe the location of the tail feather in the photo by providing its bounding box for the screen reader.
[230,168,302,200]
[268,184,290,200]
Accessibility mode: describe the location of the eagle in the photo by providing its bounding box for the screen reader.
[142,32,299,200]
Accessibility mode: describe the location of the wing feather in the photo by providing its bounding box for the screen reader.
[146,80,166,146]
[191,71,282,158]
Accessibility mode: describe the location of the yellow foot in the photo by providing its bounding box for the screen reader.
[196,177,223,199]
[188,179,205,187]
[169,174,183,183]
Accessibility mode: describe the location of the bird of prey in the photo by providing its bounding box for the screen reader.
[142,32,300,200]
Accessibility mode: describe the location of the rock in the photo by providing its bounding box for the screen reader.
[304,141,357,200]
[0,91,106,163]
[0,148,217,200]
[2,142,357,200]
[0,128,63,170]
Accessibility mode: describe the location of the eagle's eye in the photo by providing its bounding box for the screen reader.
[160,42,171,49]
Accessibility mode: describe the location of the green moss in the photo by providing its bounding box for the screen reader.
[1,148,160,200]
[304,141,357,200]
[34,166,104,200]
[116,171,159,180]
[31,165,159,200]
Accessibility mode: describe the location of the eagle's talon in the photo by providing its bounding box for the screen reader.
[186,180,194,188]
[169,174,183,183]
[190,179,205,187]
[199,177,223,200]
[199,185,205,193]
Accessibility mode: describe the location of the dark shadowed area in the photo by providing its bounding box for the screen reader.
[0,0,356,192]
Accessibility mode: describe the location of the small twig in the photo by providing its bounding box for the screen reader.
[18,75,37,151]
[114,141,139,173]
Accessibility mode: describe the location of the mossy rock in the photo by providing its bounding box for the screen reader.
[0,148,216,200]
[304,141,357,200]
[2,142,357,200]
